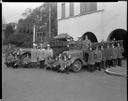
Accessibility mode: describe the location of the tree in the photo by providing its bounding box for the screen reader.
[14,2,57,46]
[22,8,32,18]
[7,32,33,48]
[5,25,14,40]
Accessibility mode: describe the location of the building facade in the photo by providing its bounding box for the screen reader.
[57,2,127,42]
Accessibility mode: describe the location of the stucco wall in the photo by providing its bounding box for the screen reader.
[57,2,127,42]
[58,11,103,41]
[101,2,127,41]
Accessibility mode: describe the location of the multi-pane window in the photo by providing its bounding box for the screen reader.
[80,3,86,14]
[61,3,65,18]
[70,3,74,16]
[90,2,97,11]
[80,2,97,14]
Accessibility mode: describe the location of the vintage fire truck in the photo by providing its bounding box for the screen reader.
[53,40,124,72]
[4,34,70,68]
[5,34,123,73]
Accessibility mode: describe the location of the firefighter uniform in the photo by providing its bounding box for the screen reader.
[111,44,118,67]
[45,45,53,58]
[83,39,92,50]
[101,46,107,69]
[83,35,92,50]
[94,47,102,71]
[106,45,112,68]
[87,48,95,72]
[39,49,46,68]
[44,44,53,69]
[117,44,124,67]
[31,48,37,63]
[36,48,40,62]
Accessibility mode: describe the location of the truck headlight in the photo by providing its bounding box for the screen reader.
[19,49,22,51]
[68,55,71,59]
[64,55,67,61]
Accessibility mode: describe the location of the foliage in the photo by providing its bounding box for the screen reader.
[4,25,14,40]
[7,3,57,48]
[7,32,33,48]
[16,2,57,40]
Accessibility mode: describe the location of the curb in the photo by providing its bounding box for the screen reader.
[105,68,127,78]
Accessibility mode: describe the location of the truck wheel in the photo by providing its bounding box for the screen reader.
[72,60,82,72]
[5,62,10,67]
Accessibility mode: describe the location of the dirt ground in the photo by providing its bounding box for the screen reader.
[2,55,127,101]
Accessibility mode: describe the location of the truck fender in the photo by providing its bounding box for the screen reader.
[70,57,83,65]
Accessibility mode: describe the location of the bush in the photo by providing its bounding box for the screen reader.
[7,32,33,48]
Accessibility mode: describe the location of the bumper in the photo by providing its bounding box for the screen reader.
[59,60,72,71]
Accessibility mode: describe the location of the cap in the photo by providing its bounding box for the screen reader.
[47,44,50,47]
[40,44,43,46]
[33,43,37,46]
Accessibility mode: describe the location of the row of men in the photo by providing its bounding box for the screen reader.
[31,43,53,68]
[87,43,124,72]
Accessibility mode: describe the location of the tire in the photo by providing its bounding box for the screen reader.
[5,53,15,68]
[71,60,82,72]
[12,63,19,68]
[5,62,10,67]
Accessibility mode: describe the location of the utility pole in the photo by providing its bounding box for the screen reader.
[33,24,36,46]
[49,4,51,38]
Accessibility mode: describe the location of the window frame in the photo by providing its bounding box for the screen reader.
[69,2,74,16]
[80,2,97,14]
[61,3,65,18]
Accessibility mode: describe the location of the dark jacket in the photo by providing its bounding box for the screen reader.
[94,49,102,62]
[106,48,112,60]
[83,39,92,50]
[111,47,118,59]
[87,51,95,65]
[101,49,107,61]
[117,46,124,59]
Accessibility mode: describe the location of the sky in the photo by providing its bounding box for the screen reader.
[2,2,44,24]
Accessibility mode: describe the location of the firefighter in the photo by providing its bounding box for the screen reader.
[117,43,124,67]
[31,43,38,67]
[39,44,46,68]
[44,44,54,69]
[94,46,102,71]
[101,45,107,69]
[111,43,118,67]
[36,44,40,63]
[46,44,53,58]
[87,47,95,72]
[106,44,112,68]
[83,35,92,50]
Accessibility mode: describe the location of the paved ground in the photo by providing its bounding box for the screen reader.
[2,55,127,101]
[105,60,127,77]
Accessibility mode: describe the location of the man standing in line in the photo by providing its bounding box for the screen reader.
[87,47,95,72]
[83,35,92,50]
[44,44,54,69]
[106,44,112,68]
[94,46,102,71]
[31,43,38,67]
[39,44,46,68]
[117,43,124,67]
[45,44,53,58]
[111,43,118,67]
[101,45,107,69]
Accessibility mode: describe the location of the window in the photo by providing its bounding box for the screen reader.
[80,3,86,14]
[90,2,97,11]
[80,2,97,14]
[61,3,65,18]
[70,3,74,16]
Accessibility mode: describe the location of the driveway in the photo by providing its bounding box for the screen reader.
[2,55,127,101]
